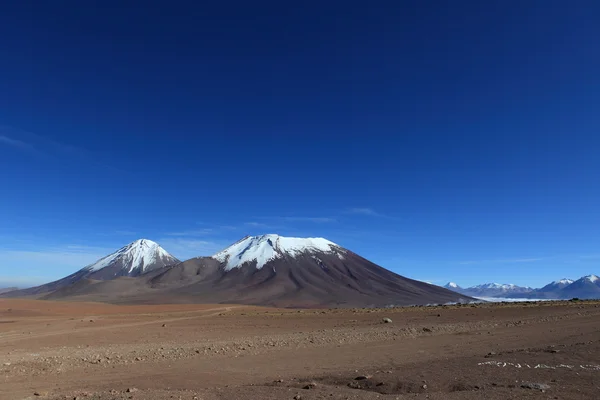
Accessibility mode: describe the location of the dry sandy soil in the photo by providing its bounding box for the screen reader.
[1,299,599,400]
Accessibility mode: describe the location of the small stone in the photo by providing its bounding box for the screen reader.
[484,352,496,358]
[3,362,10,366]
[382,318,392,323]
[162,324,167,327]
[303,382,317,389]
[355,375,372,380]
[521,382,550,390]
[126,387,139,393]
[422,384,428,389]
[293,395,302,400]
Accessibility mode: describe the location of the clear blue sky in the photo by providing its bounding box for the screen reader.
[1,1,599,289]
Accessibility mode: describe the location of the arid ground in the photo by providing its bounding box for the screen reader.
[1,300,599,400]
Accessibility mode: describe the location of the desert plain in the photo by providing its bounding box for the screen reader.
[1,299,599,400]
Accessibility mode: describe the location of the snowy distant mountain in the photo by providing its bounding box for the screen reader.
[3,239,179,296]
[537,279,574,293]
[445,275,600,300]
[442,282,533,298]
[443,282,462,290]
[559,275,600,299]
[458,283,533,298]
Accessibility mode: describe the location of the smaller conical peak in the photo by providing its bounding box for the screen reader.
[83,239,178,273]
[583,274,599,283]
[446,282,459,288]
[213,234,343,271]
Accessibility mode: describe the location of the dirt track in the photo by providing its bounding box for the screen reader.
[1,300,599,399]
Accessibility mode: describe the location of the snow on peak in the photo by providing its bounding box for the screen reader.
[583,274,599,283]
[83,239,176,273]
[447,282,459,288]
[212,234,343,271]
[553,278,574,285]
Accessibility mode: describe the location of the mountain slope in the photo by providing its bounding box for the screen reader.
[2,239,179,297]
[0,287,18,295]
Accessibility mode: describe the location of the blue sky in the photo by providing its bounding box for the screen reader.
[1,1,600,288]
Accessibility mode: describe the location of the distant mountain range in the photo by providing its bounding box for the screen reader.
[2,236,472,307]
[444,276,600,299]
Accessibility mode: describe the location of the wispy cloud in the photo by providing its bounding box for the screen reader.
[251,216,336,225]
[157,237,226,259]
[0,135,33,150]
[165,228,214,236]
[458,258,544,265]
[0,245,115,286]
[245,222,272,228]
[114,230,137,236]
[346,207,380,216]
[281,217,336,223]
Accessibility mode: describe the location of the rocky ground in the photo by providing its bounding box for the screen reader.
[1,299,599,399]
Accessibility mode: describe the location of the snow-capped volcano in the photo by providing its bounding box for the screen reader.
[83,239,177,276]
[212,234,344,270]
[583,274,599,283]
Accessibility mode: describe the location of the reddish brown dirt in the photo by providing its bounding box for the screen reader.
[1,299,599,400]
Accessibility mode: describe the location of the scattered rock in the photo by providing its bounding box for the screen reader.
[484,352,496,358]
[293,395,302,400]
[521,382,550,390]
[355,375,372,380]
[162,324,167,327]
[303,382,317,389]
[382,318,392,323]
[3,362,10,366]
[423,327,432,332]
[422,384,428,389]
[126,387,139,393]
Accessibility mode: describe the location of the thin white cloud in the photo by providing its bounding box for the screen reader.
[0,135,33,150]
[0,246,114,285]
[245,222,270,227]
[165,229,214,236]
[157,238,226,259]
[458,258,544,265]
[347,207,380,216]
[281,217,336,223]
[114,230,137,236]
